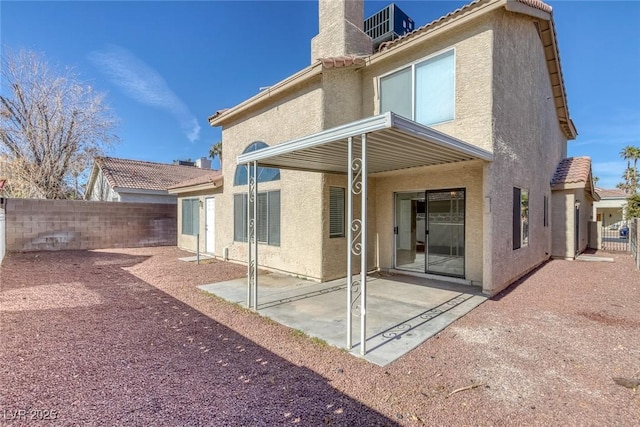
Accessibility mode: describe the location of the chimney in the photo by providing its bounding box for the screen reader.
[311,0,372,63]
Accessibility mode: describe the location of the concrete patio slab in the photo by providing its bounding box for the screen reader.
[199,272,486,366]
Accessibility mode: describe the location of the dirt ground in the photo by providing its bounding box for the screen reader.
[1,246,638,426]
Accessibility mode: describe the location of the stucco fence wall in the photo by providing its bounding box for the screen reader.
[2,198,176,254]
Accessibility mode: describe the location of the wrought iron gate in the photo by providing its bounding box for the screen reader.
[601,222,630,252]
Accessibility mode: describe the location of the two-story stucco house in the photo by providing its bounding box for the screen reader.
[175,0,595,297]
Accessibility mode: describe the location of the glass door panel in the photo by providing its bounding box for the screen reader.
[394,192,424,272]
[426,189,465,277]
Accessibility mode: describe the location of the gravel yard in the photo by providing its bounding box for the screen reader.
[1,246,638,426]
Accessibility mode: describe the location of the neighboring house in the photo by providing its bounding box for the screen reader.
[179,0,594,295]
[550,157,599,259]
[168,171,223,254]
[85,157,215,204]
[593,187,628,228]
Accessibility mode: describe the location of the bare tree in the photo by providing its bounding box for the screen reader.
[0,49,118,199]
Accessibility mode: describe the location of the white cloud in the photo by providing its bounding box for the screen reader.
[89,45,200,142]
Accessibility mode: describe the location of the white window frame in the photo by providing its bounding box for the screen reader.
[233,190,280,246]
[182,198,199,236]
[378,47,456,127]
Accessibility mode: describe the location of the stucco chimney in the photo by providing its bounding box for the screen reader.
[311,0,372,63]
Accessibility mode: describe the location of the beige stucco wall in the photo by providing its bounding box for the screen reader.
[361,15,495,151]
[176,187,223,253]
[551,190,573,258]
[576,189,594,253]
[320,174,377,281]
[551,188,594,258]
[217,79,327,280]
[484,9,568,293]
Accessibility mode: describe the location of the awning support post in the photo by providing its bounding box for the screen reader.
[360,134,367,356]
[252,161,258,310]
[346,137,353,350]
[247,162,258,310]
[346,134,368,355]
[247,164,253,308]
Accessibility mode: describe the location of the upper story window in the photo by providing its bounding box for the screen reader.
[234,141,281,186]
[380,49,455,126]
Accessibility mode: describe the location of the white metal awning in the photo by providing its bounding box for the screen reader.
[237,112,493,173]
[238,112,493,356]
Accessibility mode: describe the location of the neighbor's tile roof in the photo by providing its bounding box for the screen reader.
[378,0,553,52]
[95,157,216,191]
[551,156,592,185]
[595,188,628,199]
[168,171,223,190]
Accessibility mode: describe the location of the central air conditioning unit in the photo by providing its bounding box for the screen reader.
[364,3,415,50]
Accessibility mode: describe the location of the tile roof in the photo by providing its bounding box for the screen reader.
[168,171,223,190]
[95,157,216,191]
[378,0,552,52]
[551,156,592,186]
[595,187,629,199]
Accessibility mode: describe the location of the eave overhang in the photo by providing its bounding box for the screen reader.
[167,178,224,195]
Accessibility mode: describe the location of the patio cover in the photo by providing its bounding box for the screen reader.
[237,112,493,355]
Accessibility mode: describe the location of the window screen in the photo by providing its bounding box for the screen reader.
[182,199,199,236]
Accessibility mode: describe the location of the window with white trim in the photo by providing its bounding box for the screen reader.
[233,191,280,246]
[329,187,345,238]
[380,49,455,126]
[182,198,199,236]
[234,142,280,186]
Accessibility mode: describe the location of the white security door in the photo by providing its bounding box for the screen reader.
[205,198,215,254]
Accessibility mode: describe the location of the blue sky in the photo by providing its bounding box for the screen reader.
[2,0,639,189]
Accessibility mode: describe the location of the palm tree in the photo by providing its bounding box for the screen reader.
[620,145,640,170]
[209,141,222,169]
[619,145,640,194]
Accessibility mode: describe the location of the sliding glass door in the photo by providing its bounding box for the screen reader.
[394,189,465,277]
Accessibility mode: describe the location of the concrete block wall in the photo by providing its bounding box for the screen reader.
[4,199,176,252]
